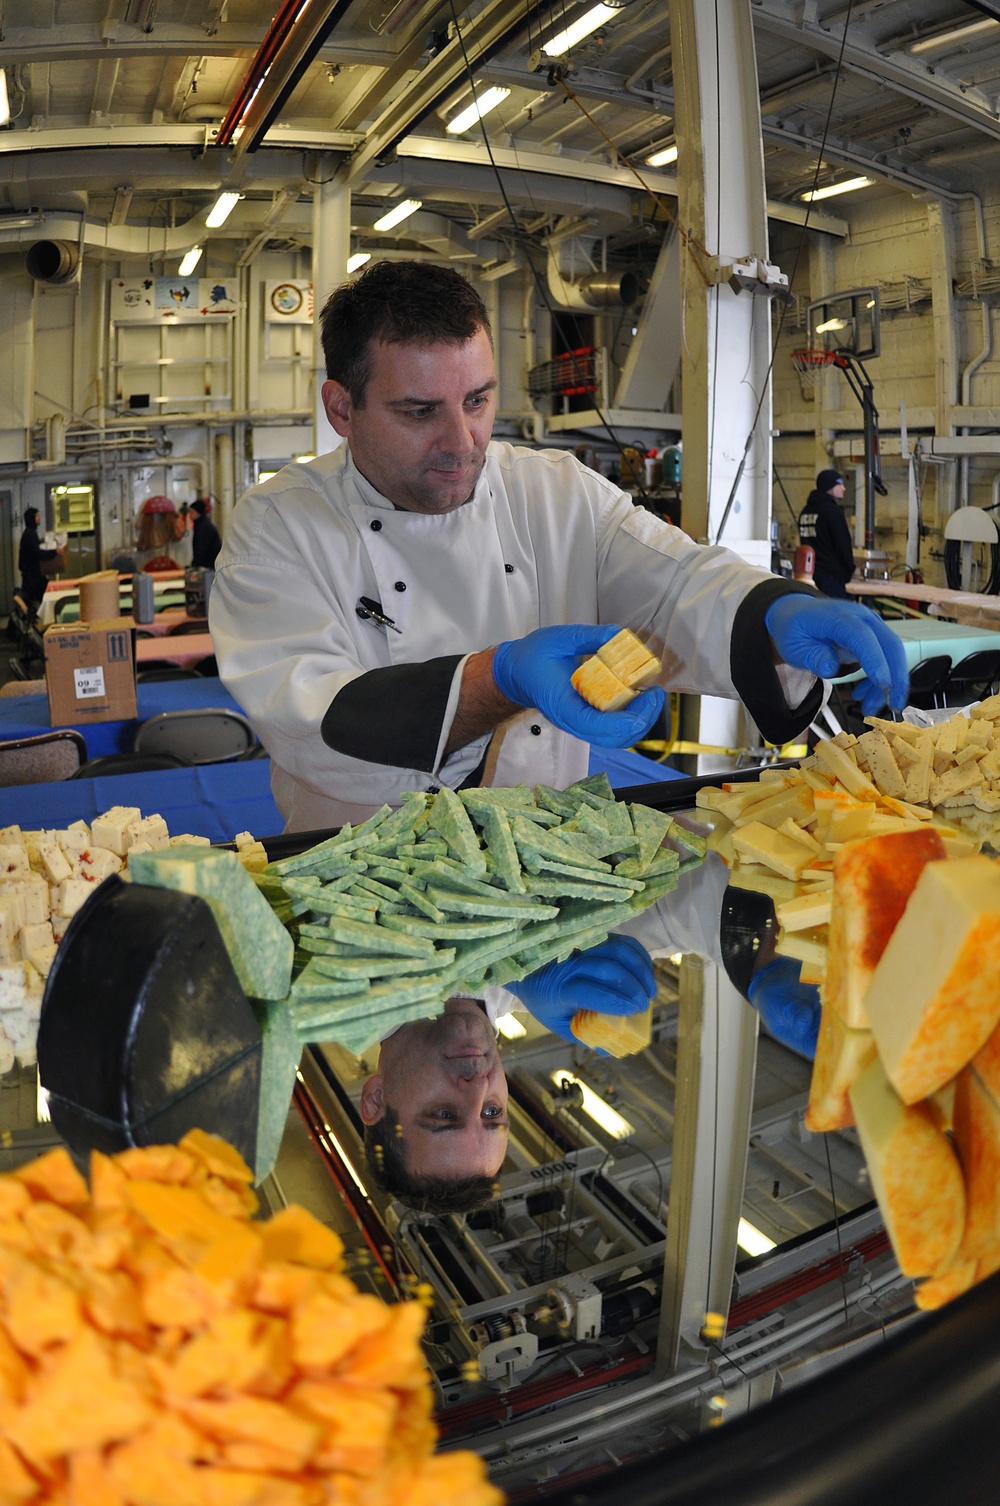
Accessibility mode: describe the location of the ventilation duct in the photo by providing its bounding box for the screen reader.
[546,255,638,310]
[25,239,79,284]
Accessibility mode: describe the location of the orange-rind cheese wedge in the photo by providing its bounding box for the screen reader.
[571,630,660,712]
[571,1006,652,1057]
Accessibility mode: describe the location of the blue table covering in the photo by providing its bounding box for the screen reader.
[0,745,679,846]
[0,677,245,759]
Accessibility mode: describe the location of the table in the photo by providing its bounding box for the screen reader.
[46,569,185,592]
[39,577,187,627]
[834,617,1000,684]
[847,578,1000,621]
[136,610,207,638]
[136,632,214,669]
[50,592,187,625]
[0,676,245,759]
[0,760,284,843]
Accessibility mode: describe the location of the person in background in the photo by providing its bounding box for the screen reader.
[798,470,856,598]
[190,498,222,570]
[18,508,59,617]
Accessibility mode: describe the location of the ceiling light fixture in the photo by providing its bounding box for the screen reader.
[205,191,241,228]
[178,246,203,276]
[497,1014,527,1039]
[737,1219,776,1257]
[346,251,371,273]
[801,176,874,201]
[0,71,10,129]
[550,1072,634,1139]
[646,143,678,167]
[543,2,620,57]
[910,17,1000,54]
[373,198,422,232]
[815,316,849,333]
[446,85,511,134]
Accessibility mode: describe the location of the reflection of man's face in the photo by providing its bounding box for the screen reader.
[321,331,497,515]
[359,998,509,1180]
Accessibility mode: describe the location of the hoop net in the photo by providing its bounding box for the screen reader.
[791,347,836,401]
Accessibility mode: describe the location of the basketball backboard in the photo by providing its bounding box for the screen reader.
[806,287,880,359]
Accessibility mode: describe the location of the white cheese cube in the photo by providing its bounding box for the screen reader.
[5,875,50,927]
[125,814,169,851]
[38,843,73,885]
[50,914,71,944]
[91,806,142,856]
[0,964,28,1011]
[19,922,54,962]
[59,878,96,919]
[168,834,211,847]
[0,1034,14,1075]
[0,827,23,845]
[76,847,122,884]
[0,844,29,879]
[24,941,56,980]
[57,826,91,862]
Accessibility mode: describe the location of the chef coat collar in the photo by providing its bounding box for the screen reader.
[344,443,493,515]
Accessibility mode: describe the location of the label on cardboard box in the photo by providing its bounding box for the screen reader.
[73,666,106,700]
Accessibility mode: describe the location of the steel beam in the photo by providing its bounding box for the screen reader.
[0,22,398,67]
[656,956,759,1374]
[753,0,1000,145]
[341,0,544,183]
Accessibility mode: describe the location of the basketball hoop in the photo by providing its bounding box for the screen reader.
[791,347,836,401]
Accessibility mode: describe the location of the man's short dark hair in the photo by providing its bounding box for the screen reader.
[363,1104,499,1216]
[320,259,492,406]
[192,498,209,516]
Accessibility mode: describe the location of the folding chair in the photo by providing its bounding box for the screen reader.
[71,751,190,778]
[906,655,952,712]
[133,708,256,764]
[944,648,1000,706]
[0,730,86,785]
[0,680,46,698]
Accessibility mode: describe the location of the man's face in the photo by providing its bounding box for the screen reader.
[359,998,509,1181]
[321,330,497,514]
[831,481,846,500]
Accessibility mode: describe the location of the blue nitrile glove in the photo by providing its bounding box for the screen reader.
[765,594,909,717]
[492,624,665,749]
[508,935,656,1042]
[746,958,820,1059]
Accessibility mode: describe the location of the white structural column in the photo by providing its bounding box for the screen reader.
[312,167,351,457]
[656,956,760,1374]
[672,0,777,767]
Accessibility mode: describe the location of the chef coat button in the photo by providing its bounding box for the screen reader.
[504,563,514,573]
[530,724,542,736]
[394,581,406,592]
[370,519,382,532]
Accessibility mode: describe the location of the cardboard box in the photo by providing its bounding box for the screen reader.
[44,617,137,727]
[78,571,122,623]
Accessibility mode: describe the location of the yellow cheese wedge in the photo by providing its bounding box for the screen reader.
[596,628,660,688]
[732,783,814,831]
[914,1261,977,1310]
[731,822,814,881]
[857,728,907,800]
[849,1056,965,1278]
[926,1079,956,1135]
[571,1006,652,1057]
[823,828,947,1030]
[774,926,828,970]
[953,1065,1000,1261]
[775,889,832,933]
[570,658,634,712]
[815,740,879,800]
[863,855,1000,1103]
[805,1006,877,1133]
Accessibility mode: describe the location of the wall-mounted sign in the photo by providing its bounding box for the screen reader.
[265,280,313,324]
[110,278,240,323]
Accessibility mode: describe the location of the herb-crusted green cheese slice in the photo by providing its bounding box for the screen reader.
[628,803,676,873]
[326,915,438,957]
[382,914,519,941]
[130,846,293,1001]
[426,885,556,921]
[309,950,455,980]
[482,805,526,893]
[429,787,487,876]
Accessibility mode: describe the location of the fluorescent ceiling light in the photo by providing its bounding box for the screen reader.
[0,71,9,129]
[446,86,511,134]
[497,1014,527,1039]
[205,191,241,228]
[802,176,874,202]
[551,1071,634,1140]
[543,2,620,57]
[910,17,1000,54]
[257,470,278,482]
[346,251,371,273]
[178,246,203,276]
[815,317,849,333]
[294,453,315,463]
[373,198,422,232]
[646,144,678,168]
[737,1219,776,1257]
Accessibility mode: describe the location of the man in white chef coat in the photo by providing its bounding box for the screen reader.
[211,260,908,836]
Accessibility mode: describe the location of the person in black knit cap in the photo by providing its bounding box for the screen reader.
[18,508,59,617]
[798,470,856,598]
[190,499,222,570]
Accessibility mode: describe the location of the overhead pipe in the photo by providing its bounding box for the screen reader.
[958,191,991,510]
[546,251,638,310]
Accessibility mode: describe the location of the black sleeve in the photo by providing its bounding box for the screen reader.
[817,498,855,581]
[730,578,825,744]
[321,655,464,772]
